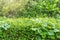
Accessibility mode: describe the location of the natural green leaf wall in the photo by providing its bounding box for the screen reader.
[0,0,60,17]
[0,18,60,40]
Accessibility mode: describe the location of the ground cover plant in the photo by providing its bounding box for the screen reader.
[0,18,60,40]
[0,0,60,40]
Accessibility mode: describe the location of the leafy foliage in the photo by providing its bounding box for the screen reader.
[0,18,60,40]
[0,0,60,40]
[0,0,60,17]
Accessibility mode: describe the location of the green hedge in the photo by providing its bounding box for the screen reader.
[23,0,60,17]
[0,0,60,17]
[0,18,60,40]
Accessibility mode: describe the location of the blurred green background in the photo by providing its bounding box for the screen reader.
[0,0,60,40]
[0,0,60,18]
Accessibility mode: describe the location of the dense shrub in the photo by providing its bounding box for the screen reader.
[23,0,60,17]
[0,0,60,17]
[0,18,60,40]
[0,0,29,17]
[0,0,60,40]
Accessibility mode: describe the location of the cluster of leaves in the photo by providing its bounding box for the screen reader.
[0,18,60,40]
[0,0,29,17]
[0,0,60,17]
[0,21,10,30]
[23,0,60,17]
